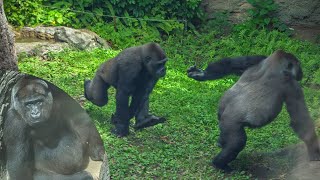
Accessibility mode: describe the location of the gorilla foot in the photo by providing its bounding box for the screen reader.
[212,161,233,173]
[134,115,166,130]
[111,128,129,137]
[111,123,129,137]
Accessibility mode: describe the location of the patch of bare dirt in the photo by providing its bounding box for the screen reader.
[243,141,320,179]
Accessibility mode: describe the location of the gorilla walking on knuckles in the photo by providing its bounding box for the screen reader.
[4,76,105,180]
[84,42,167,137]
[188,50,320,172]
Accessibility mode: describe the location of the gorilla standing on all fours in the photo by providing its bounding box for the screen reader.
[84,42,168,137]
[4,76,105,180]
[188,50,320,172]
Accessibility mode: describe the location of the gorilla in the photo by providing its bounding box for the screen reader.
[188,50,320,172]
[4,76,105,180]
[84,42,167,137]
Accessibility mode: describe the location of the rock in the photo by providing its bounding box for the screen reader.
[15,41,68,58]
[54,27,110,50]
[14,26,111,58]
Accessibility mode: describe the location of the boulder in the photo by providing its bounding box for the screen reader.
[14,26,110,58]
[54,27,110,50]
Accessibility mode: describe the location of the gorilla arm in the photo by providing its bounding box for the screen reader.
[68,108,105,161]
[187,55,267,81]
[4,110,33,180]
[285,81,320,161]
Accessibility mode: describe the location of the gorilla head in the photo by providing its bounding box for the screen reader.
[143,42,168,78]
[271,50,303,81]
[11,79,53,126]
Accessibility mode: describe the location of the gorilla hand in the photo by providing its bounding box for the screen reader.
[187,66,206,81]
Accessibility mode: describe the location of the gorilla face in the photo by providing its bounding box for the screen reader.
[145,56,168,79]
[152,58,167,78]
[13,80,53,126]
[142,42,168,79]
[274,50,303,81]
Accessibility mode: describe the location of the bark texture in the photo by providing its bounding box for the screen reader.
[0,0,18,71]
[0,71,24,178]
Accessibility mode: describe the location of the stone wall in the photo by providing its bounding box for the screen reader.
[201,0,320,27]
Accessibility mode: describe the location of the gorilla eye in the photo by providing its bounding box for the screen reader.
[287,63,293,69]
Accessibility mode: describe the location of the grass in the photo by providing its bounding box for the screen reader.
[18,29,320,179]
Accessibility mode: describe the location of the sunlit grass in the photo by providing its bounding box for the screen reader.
[19,29,320,179]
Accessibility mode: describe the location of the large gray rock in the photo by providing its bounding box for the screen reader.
[54,27,110,50]
[14,26,111,58]
[16,26,110,50]
[15,41,68,58]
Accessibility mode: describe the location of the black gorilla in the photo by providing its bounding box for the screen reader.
[84,42,167,137]
[4,76,105,180]
[188,50,320,172]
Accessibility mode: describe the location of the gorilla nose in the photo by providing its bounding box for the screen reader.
[31,111,41,118]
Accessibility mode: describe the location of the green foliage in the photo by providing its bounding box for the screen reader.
[107,0,203,22]
[246,0,290,33]
[88,23,161,49]
[18,29,320,179]
[4,0,44,26]
[4,0,76,26]
[4,0,191,43]
[199,12,233,36]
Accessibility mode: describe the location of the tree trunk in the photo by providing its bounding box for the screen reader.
[0,0,18,71]
[0,71,24,178]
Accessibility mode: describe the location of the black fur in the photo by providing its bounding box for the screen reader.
[187,55,267,81]
[84,42,168,137]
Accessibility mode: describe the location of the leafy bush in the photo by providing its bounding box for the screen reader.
[244,0,291,34]
[107,0,203,23]
[4,0,76,26]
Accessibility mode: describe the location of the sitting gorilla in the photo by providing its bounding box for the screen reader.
[84,42,168,137]
[4,75,105,180]
[188,50,320,172]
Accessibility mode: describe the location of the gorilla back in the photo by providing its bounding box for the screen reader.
[212,50,320,172]
[84,42,168,137]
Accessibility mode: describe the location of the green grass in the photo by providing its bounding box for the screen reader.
[18,29,320,179]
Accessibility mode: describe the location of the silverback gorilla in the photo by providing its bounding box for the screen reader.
[188,50,320,172]
[4,76,105,180]
[84,42,167,137]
